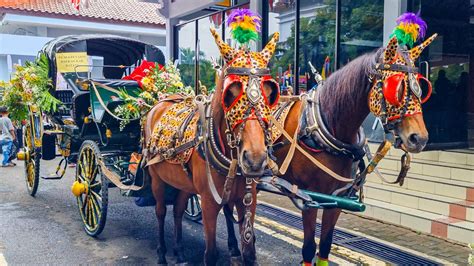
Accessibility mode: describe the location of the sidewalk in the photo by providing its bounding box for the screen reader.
[258,193,471,265]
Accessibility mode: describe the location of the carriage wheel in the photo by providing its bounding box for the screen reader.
[184,195,202,222]
[23,124,40,197]
[75,140,108,237]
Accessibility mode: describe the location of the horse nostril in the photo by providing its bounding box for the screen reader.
[408,133,420,145]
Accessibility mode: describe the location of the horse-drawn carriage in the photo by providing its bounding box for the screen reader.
[10,8,438,265]
[17,35,201,237]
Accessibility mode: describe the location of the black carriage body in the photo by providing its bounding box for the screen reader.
[38,35,165,157]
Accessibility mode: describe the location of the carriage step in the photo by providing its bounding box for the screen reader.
[41,175,63,180]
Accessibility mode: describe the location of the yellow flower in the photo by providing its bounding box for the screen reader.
[127,104,136,112]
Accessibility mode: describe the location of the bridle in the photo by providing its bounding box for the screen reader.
[369,47,432,134]
[222,66,279,152]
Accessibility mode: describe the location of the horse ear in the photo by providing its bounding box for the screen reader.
[383,36,399,63]
[210,27,237,64]
[259,32,279,65]
[409,33,438,60]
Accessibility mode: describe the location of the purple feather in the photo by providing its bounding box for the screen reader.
[396,12,427,39]
[226,8,262,32]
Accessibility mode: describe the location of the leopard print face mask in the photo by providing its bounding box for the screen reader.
[222,74,279,129]
[211,27,280,130]
[368,34,437,123]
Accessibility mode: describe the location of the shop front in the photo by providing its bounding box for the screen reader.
[164,0,473,243]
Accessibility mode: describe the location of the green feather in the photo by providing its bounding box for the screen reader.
[391,28,414,48]
[231,26,259,44]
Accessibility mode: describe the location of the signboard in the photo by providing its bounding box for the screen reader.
[56,52,88,73]
[216,0,230,7]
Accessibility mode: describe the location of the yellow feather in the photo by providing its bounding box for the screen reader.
[229,15,260,32]
[398,22,419,41]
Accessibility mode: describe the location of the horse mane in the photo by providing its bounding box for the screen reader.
[319,49,383,129]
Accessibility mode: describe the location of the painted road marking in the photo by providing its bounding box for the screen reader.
[0,253,7,266]
[254,216,385,265]
[258,200,452,265]
[253,223,353,265]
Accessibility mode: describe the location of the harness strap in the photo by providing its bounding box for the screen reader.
[269,114,354,183]
[195,96,235,206]
[90,81,140,122]
[279,95,307,175]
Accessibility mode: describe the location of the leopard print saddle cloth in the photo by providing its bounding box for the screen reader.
[271,98,296,143]
[147,97,199,164]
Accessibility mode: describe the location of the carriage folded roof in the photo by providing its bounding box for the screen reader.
[40,34,165,74]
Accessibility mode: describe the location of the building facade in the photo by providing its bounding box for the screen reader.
[163,0,473,244]
[0,0,166,82]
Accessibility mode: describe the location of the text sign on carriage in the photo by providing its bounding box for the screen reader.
[56,52,88,73]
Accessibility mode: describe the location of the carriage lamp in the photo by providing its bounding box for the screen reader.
[71,181,88,197]
[16,150,29,161]
[84,116,91,124]
[106,129,112,138]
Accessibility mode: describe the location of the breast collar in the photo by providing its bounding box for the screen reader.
[298,89,366,161]
[196,102,241,177]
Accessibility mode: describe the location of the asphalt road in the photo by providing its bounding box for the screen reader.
[0,158,347,265]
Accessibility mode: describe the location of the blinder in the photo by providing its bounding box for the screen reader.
[382,72,432,107]
[222,67,280,129]
[369,48,433,126]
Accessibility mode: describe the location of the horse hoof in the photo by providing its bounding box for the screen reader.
[230,256,242,266]
[157,257,167,265]
[230,247,241,257]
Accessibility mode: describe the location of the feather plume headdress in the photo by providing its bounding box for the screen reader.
[391,12,427,48]
[226,8,262,45]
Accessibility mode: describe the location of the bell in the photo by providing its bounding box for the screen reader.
[71,181,88,197]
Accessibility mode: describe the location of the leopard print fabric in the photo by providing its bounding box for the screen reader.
[148,99,199,164]
[270,101,295,142]
[368,37,422,121]
[224,75,275,129]
[210,27,280,130]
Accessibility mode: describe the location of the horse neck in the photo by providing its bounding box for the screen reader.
[319,53,376,144]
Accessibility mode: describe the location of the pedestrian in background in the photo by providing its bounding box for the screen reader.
[0,106,16,167]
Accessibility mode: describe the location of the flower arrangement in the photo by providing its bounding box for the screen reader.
[0,54,61,122]
[115,60,193,130]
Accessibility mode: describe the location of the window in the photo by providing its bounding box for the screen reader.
[299,0,336,93]
[408,0,473,149]
[177,22,196,88]
[197,16,223,92]
[339,0,383,67]
[267,0,296,95]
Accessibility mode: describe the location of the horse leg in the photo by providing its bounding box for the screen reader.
[224,203,241,258]
[317,208,342,266]
[301,208,319,265]
[201,196,220,266]
[235,193,257,266]
[173,191,191,264]
[151,172,168,265]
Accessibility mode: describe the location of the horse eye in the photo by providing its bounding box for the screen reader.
[262,80,279,106]
[223,82,242,108]
[397,79,406,102]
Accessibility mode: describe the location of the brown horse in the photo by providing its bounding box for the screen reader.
[225,34,438,265]
[144,28,279,265]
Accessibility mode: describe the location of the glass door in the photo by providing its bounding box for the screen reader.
[409,0,473,150]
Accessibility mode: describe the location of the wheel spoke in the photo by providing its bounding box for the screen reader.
[90,194,101,221]
[90,190,102,203]
[87,200,93,227]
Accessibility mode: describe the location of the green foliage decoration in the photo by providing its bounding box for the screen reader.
[0,53,61,122]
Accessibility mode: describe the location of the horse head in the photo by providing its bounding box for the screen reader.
[211,27,280,176]
[368,34,437,153]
